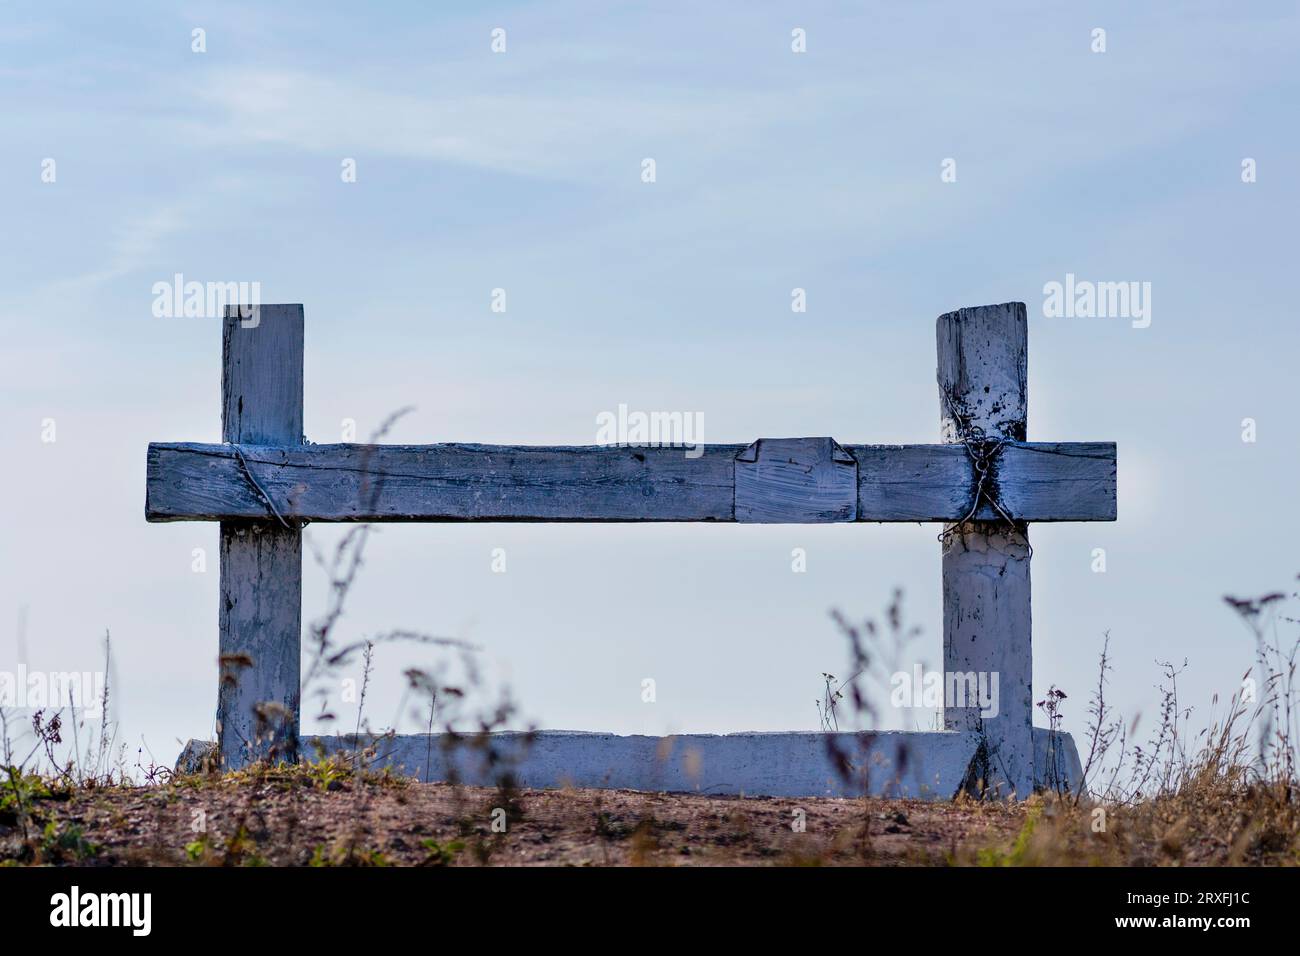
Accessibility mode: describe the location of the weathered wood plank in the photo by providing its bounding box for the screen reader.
[222,305,303,444]
[938,302,1028,442]
[151,442,743,522]
[996,441,1117,521]
[735,438,858,523]
[217,304,303,770]
[849,441,1115,521]
[218,524,301,763]
[146,439,1116,523]
[937,301,1034,799]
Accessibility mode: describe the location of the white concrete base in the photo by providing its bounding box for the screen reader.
[181,728,1082,800]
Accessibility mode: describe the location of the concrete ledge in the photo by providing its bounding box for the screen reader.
[180,728,1083,800]
[309,730,982,799]
[1036,726,1084,793]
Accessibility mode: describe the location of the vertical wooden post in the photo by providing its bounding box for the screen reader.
[937,302,1034,797]
[217,304,304,768]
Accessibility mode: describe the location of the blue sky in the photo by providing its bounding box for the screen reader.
[2,2,1298,768]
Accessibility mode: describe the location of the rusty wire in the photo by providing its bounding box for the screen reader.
[938,387,1032,557]
[232,445,297,530]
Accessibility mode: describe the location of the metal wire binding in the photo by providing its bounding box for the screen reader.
[232,445,296,530]
[938,387,1032,557]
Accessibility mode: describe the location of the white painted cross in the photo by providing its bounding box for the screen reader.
[148,302,1116,797]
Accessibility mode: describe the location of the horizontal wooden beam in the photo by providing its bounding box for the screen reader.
[146,439,1116,524]
[851,441,1117,522]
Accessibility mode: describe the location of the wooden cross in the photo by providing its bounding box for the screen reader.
[147,301,1116,796]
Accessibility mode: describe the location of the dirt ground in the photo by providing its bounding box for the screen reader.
[4,770,1037,866]
[6,761,1287,866]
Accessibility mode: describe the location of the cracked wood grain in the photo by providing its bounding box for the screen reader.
[147,440,1115,524]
